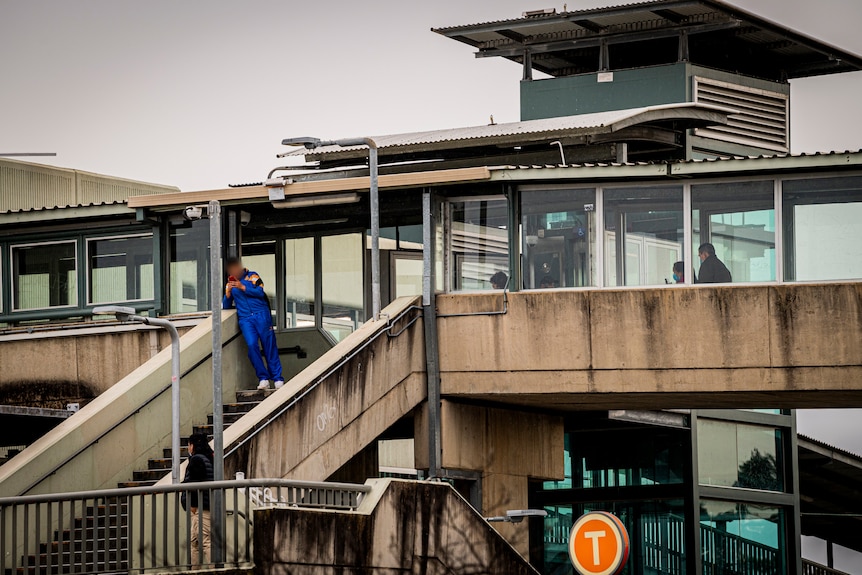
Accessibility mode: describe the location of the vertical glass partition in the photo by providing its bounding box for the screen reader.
[520,189,596,289]
[783,175,862,281]
[284,237,315,329]
[322,233,364,342]
[692,181,775,283]
[604,186,684,286]
[449,198,510,290]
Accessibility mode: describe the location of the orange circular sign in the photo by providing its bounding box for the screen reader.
[568,511,630,575]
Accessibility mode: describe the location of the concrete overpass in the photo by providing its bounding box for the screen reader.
[436,282,862,410]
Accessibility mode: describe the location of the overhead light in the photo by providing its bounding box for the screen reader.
[271,192,361,209]
[608,410,689,428]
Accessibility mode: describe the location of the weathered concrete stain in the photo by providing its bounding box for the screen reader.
[252,479,538,575]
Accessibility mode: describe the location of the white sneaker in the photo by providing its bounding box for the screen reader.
[274,380,285,389]
[257,380,270,390]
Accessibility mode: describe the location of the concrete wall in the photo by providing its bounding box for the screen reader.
[416,401,564,556]
[435,283,862,409]
[225,297,427,483]
[0,313,244,496]
[253,478,538,575]
[0,323,195,407]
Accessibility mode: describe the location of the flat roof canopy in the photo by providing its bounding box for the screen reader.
[433,0,862,80]
[798,435,862,554]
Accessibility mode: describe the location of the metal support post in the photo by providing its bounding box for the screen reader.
[208,200,225,564]
[422,190,442,478]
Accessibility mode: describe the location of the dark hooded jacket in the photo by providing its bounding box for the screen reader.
[696,255,732,284]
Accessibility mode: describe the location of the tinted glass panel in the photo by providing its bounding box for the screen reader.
[697,420,784,491]
[783,176,862,281]
[450,199,509,290]
[322,233,364,342]
[700,501,785,575]
[12,242,77,310]
[88,235,154,304]
[241,240,277,322]
[521,189,596,288]
[284,237,315,329]
[604,187,683,286]
[692,181,775,283]
[169,221,210,313]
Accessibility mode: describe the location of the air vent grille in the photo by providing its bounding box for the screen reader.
[694,76,789,153]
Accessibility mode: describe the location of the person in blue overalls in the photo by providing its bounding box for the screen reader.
[223,257,285,390]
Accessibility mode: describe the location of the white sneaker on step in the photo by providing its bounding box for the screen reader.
[257,380,270,390]
[274,380,285,389]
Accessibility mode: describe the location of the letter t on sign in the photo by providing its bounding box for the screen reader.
[583,530,607,566]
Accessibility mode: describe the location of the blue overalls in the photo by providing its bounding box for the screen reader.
[222,269,283,382]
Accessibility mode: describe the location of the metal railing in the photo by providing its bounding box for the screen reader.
[0,478,370,575]
[802,560,852,575]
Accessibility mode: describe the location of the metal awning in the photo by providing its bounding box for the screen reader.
[280,103,731,167]
[798,435,862,553]
[433,0,862,80]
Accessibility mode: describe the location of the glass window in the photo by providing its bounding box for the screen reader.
[700,501,785,575]
[241,240,277,322]
[169,221,210,314]
[544,427,687,491]
[697,420,784,491]
[322,233,365,342]
[604,187,683,286]
[783,176,862,281]
[521,189,596,289]
[692,181,775,283]
[12,242,77,310]
[449,199,509,290]
[540,500,687,575]
[87,235,154,304]
[284,237,315,329]
[392,254,424,299]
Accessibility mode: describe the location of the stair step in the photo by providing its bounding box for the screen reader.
[117,480,156,489]
[207,412,245,425]
[162,446,191,459]
[54,526,128,542]
[25,550,129,566]
[235,389,276,402]
[224,401,261,414]
[133,469,169,482]
[192,424,213,436]
[148,457,187,470]
[40,537,128,554]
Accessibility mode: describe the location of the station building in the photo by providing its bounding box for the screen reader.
[2,2,862,575]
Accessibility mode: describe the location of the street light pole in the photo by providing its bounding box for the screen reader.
[92,306,182,483]
[280,136,381,320]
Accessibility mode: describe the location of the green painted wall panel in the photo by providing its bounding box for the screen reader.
[520,63,690,120]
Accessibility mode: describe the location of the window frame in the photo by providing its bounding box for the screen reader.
[85,232,155,306]
[10,239,79,312]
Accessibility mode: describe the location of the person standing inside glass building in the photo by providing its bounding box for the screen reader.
[223,257,285,390]
[696,243,732,283]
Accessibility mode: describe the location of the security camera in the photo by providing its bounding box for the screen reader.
[240,211,252,226]
[183,205,204,221]
[526,235,539,247]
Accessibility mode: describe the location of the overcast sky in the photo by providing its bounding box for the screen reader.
[2,1,862,564]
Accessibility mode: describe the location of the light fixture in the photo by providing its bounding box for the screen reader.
[486,509,548,523]
[271,192,361,210]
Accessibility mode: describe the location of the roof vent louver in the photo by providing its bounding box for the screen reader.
[693,76,789,153]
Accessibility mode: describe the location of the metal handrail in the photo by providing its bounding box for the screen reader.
[1,478,370,575]
[0,478,370,507]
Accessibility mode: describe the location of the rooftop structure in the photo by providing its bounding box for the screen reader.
[434,0,862,80]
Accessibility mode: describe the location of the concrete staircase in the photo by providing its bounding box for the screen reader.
[118,389,273,488]
[15,389,273,574]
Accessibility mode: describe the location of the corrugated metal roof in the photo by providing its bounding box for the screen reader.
[283,103,731,160]
[0,158,179,215]
[798,433,862,464]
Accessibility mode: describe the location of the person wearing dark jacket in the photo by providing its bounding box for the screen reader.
[696,243,732,283]
[183,433,214,565]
